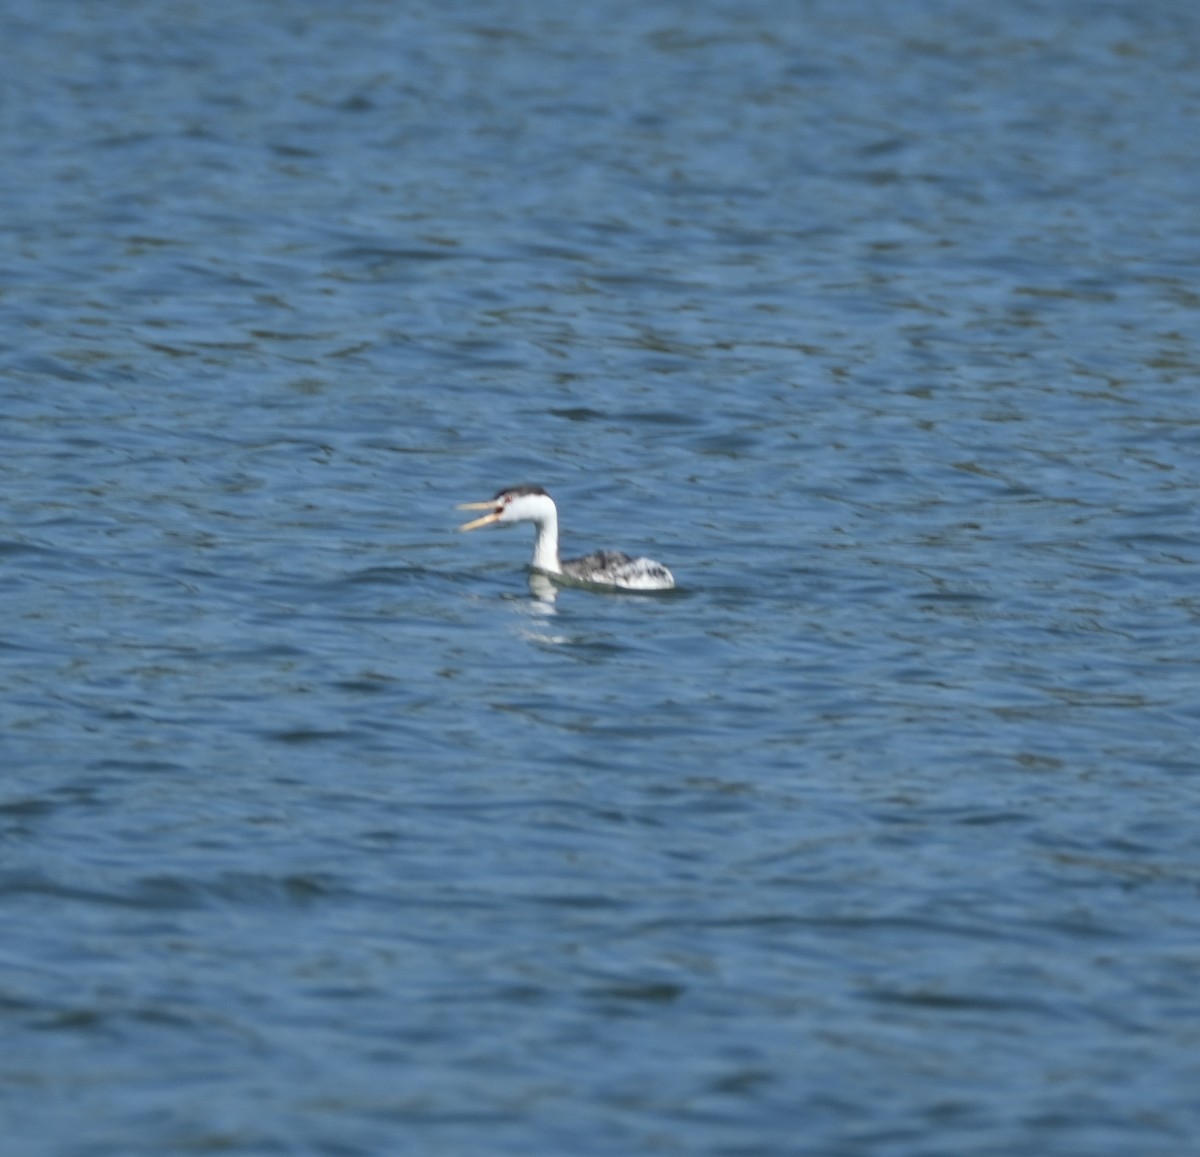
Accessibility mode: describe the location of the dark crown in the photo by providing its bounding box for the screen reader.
[493,484,549,500]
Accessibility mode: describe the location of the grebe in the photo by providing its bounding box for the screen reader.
[458,485,675,591]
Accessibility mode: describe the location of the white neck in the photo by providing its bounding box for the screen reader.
[529,502,561,574]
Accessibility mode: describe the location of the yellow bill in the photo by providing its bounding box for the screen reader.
[457,500,501,531]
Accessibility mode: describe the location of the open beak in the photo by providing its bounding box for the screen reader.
[457,501,501,531]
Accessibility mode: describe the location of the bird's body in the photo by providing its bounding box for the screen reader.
[458,485,675,591]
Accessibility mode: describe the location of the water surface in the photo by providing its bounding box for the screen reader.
[3,2,1200,1154]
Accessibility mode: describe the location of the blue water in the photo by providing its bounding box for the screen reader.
[4,2,1200,1154]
